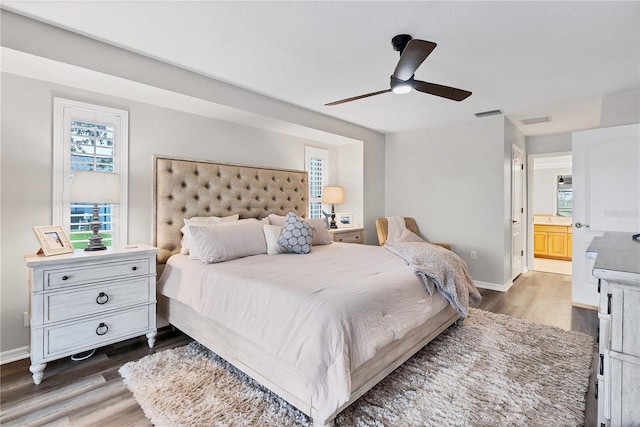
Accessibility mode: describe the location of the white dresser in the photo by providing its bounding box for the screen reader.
[588,232,640,426]
[24,244,159,385]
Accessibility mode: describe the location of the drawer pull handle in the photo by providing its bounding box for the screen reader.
[96,292,109,305]
[607,293,612,315]
[596,325,599,344]
[132,266,138,271]
[595,381,598,399]
[96,323,109,336]
[597,279,601,293]
[61,275,69,281]
[599,353,604,375]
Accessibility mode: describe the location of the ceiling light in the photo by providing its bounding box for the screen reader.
[392,83,412,94]
[521,116,552,125]
[474,109,503,118]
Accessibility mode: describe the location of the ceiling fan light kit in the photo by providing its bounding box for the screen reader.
[326,34,472,106]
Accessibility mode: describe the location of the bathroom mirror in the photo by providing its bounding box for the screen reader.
[557,175,572,217]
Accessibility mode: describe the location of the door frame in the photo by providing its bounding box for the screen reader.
[511,144,526,280]
[526,151,572,273]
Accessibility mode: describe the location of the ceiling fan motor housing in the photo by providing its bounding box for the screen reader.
[392,34,413,54]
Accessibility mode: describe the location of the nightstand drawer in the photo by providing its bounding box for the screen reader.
[331,229,364,243]
[43,278,153,324]
[45,258,150,289]
[44,305,152,358]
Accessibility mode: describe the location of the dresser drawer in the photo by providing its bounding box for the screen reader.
[45,258,150,289]
[44,305,153,358]
[43,278,153,324]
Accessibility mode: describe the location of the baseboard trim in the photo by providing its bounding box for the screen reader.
[572,302,598,311]
[0,346,29,365]
[475,280,513,293]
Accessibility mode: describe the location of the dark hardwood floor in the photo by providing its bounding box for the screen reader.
[1,270,598,426]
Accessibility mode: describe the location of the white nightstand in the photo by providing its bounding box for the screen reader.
[328,227,364,244]
[24,244,159,385]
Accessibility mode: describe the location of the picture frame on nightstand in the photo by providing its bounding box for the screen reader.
[33,225,74,256]
[336,213,353,228]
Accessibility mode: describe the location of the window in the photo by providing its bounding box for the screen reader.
[305,146,328,219]
[53,98,128,248]
[557,175,572,217]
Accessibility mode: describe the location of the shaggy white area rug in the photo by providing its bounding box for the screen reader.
[119,308,594,426]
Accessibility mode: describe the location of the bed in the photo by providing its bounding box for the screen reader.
[152,156,462,426]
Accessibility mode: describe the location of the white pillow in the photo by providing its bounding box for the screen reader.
[183,218,257,260]
[263,224,286,255]
[188,220,267,264]
[268,214,332,245]
[179,214,240,255]
[306,218,333,245]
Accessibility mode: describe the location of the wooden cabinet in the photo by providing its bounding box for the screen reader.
[533,224,572,260]
[589,232,640,427]
[533,231,548,256]
[329,227,364,244]
[24,245,159,385]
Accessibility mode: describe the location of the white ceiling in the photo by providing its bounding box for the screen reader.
[3,1,640,136]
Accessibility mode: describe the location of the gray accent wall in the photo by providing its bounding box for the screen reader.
[385,115,522,287]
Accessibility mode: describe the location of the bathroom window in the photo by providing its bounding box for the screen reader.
[557,175,572,217]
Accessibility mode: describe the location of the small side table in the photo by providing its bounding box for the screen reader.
[24,244,159,385]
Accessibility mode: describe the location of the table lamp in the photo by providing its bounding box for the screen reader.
[69,171,120,251]
[321,186,344,229]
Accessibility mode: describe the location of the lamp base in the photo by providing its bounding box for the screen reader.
[84,233,107,251]
[329,204,338,229]
[84,204,107,251]
[84,244,107,251]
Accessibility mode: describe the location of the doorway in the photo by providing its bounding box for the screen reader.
[530,154,573,276]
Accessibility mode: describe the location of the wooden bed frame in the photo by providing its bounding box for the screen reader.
[153,155,459,426]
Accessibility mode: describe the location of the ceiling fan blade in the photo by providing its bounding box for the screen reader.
[325,89,392,106]
[392,40,437,81]
[413,80,472,101]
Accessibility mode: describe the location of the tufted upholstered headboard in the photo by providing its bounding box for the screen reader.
[153,156,308,264]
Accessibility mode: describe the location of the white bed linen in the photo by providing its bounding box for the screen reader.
[157,242,449,420]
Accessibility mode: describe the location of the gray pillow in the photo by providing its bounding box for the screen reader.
[277,212,313,254]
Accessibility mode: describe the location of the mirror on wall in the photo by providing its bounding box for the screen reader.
[557,175,572,217]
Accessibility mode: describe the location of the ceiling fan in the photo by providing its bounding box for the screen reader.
[325,34,472,106]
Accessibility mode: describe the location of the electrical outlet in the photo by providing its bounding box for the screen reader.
[470,251,477,260]
[23,312,29,328]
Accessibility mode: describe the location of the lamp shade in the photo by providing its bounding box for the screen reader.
[321,186,345,204]
[70,171,121,204]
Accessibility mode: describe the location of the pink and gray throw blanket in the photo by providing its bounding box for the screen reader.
[385,241,482,317]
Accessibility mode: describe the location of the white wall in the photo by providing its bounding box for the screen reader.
[532,166,572,215]
[0,11,386,356]
[385,115,510,287]
[527,132,573,155]
[337,143,365,227]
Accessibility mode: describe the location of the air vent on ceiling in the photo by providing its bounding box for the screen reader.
[474,109,503,118]
[521,116,552,125]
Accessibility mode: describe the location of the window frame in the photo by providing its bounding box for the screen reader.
[52,98,128,247]
[305,146,329,219]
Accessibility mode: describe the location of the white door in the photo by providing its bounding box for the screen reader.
[572,124,640,307]
[512,145,525,280]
